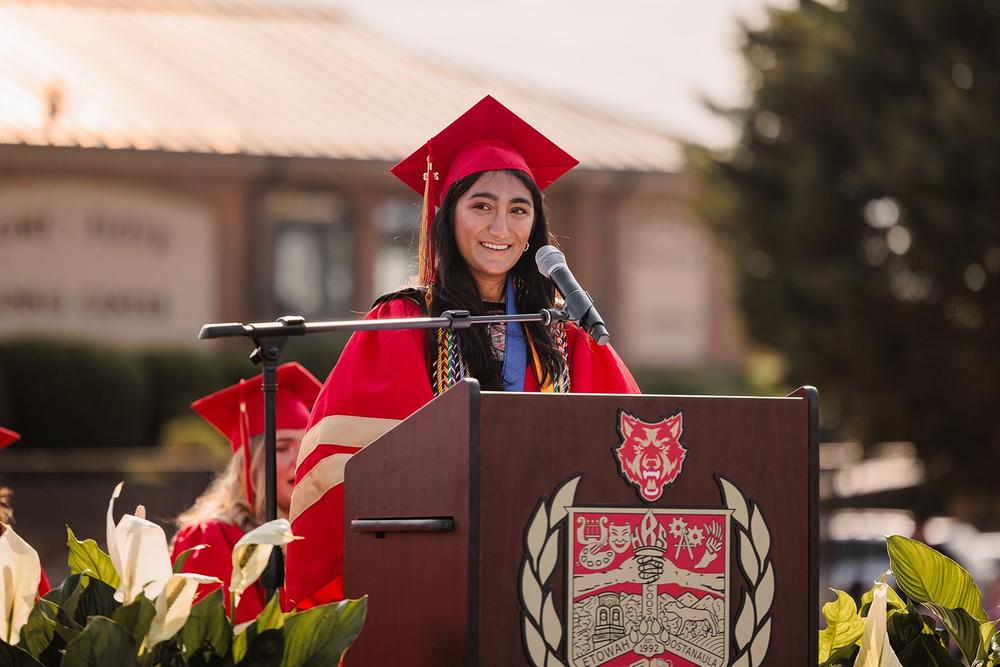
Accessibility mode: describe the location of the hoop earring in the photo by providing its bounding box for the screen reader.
[523,242,530,253]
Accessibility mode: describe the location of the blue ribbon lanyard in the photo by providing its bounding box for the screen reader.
[501,274,527,392]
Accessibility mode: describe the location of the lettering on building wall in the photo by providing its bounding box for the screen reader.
[85,213,171,253]
[1,210,174,253]
[0,212,54,241]
[1,209,174,320]
[0,289,170,319]
[0,182,216,345]
[0,289,64,314]
[80,291,169,318]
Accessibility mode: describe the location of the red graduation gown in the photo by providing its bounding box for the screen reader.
[284,296,639,609]
[38,568,50,597]
[170,521,266,625]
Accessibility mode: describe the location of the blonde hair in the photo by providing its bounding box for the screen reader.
[176,435,267,534]
[0,486,12,528]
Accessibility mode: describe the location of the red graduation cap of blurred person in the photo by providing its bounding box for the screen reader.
[391,95,579,285]
[191,362,321,507]
[0,427,20,449]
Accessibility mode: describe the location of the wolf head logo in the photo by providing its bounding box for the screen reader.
[613,411,687,502]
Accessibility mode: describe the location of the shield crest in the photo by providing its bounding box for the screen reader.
[566,507,731,667]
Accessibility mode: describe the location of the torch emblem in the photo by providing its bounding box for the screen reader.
[566,506,731,667]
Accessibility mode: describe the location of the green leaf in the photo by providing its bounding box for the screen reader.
[111,596,156,647]
[0,642,45,666]
[52,575,86,642]
[177,589,232,662]
[255,595,286,633]
[820,643,858,667]
[74,577,120,625]
[887,535,986,621]
[232,594,285,664]
[66,526,121,589]
[171,545,207,574]
[886,608,923,651]
[989,622,1000,662]
[233,626,249,664]
[147,638,186,667]
[44,573,82,610]
[60,616,141,667]
[240,628,284,666]
[861,581,906,614]
[818,590,865,662]
[895,632,964,666]
[922,602,981,664]
[17,599,57,660]
[977,621,998,664]
[982,620,1000,662]
[280,596,367,667]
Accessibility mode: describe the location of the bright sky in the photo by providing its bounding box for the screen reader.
[330,0,794,149]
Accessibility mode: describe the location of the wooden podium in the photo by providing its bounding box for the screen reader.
[343,380,818,666]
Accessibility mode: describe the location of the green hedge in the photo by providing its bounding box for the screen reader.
[0,338,148,448]
[139,348,233,446]
[631,367,763,397]
[1,335,765,448]
[0,335,348,449]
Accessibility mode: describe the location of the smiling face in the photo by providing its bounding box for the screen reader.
[452,170,535,301]
[275,432,303,516]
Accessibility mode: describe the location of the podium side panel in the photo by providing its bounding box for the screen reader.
[344,381,480,666]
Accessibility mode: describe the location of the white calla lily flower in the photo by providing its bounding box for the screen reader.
[854,581,903,667]
[146,572,221,645]
[0,523,42,644]
[106,482,173,604]
[230,519,300,609]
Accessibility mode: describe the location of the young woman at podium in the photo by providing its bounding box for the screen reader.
[170,362,320,624]
[284,96,640,610]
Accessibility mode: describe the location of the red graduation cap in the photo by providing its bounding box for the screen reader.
[391,95,578,285]
[191,362,321,506]
[0,427,19,450]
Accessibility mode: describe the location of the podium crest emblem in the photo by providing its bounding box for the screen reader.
[613,410,687,503]
[566,507,731,667]
[520,476,774,667]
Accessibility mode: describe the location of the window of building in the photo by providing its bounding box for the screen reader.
[373,197,418,297]
[265,189,353,318]
[620,214,713,367]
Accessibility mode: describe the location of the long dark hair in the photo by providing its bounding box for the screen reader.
[429,169,564,390]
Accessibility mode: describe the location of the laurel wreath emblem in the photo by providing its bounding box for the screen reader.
[717,476,774,667]
[519,475,580,667]
[519,474,773,667]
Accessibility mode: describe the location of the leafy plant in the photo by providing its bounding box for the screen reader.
[819,535,999,666]
[0,485,366,666]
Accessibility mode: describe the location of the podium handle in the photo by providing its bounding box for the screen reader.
[351,518,454,533]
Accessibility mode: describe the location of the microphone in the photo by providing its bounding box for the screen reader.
[535,245,610,345]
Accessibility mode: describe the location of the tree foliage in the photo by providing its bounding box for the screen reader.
[689,0,1000,517]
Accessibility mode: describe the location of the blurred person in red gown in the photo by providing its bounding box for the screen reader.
[170,363,320,624]
[0,427,51,596]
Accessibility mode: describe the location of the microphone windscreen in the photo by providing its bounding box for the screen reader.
[535,245,566,278]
